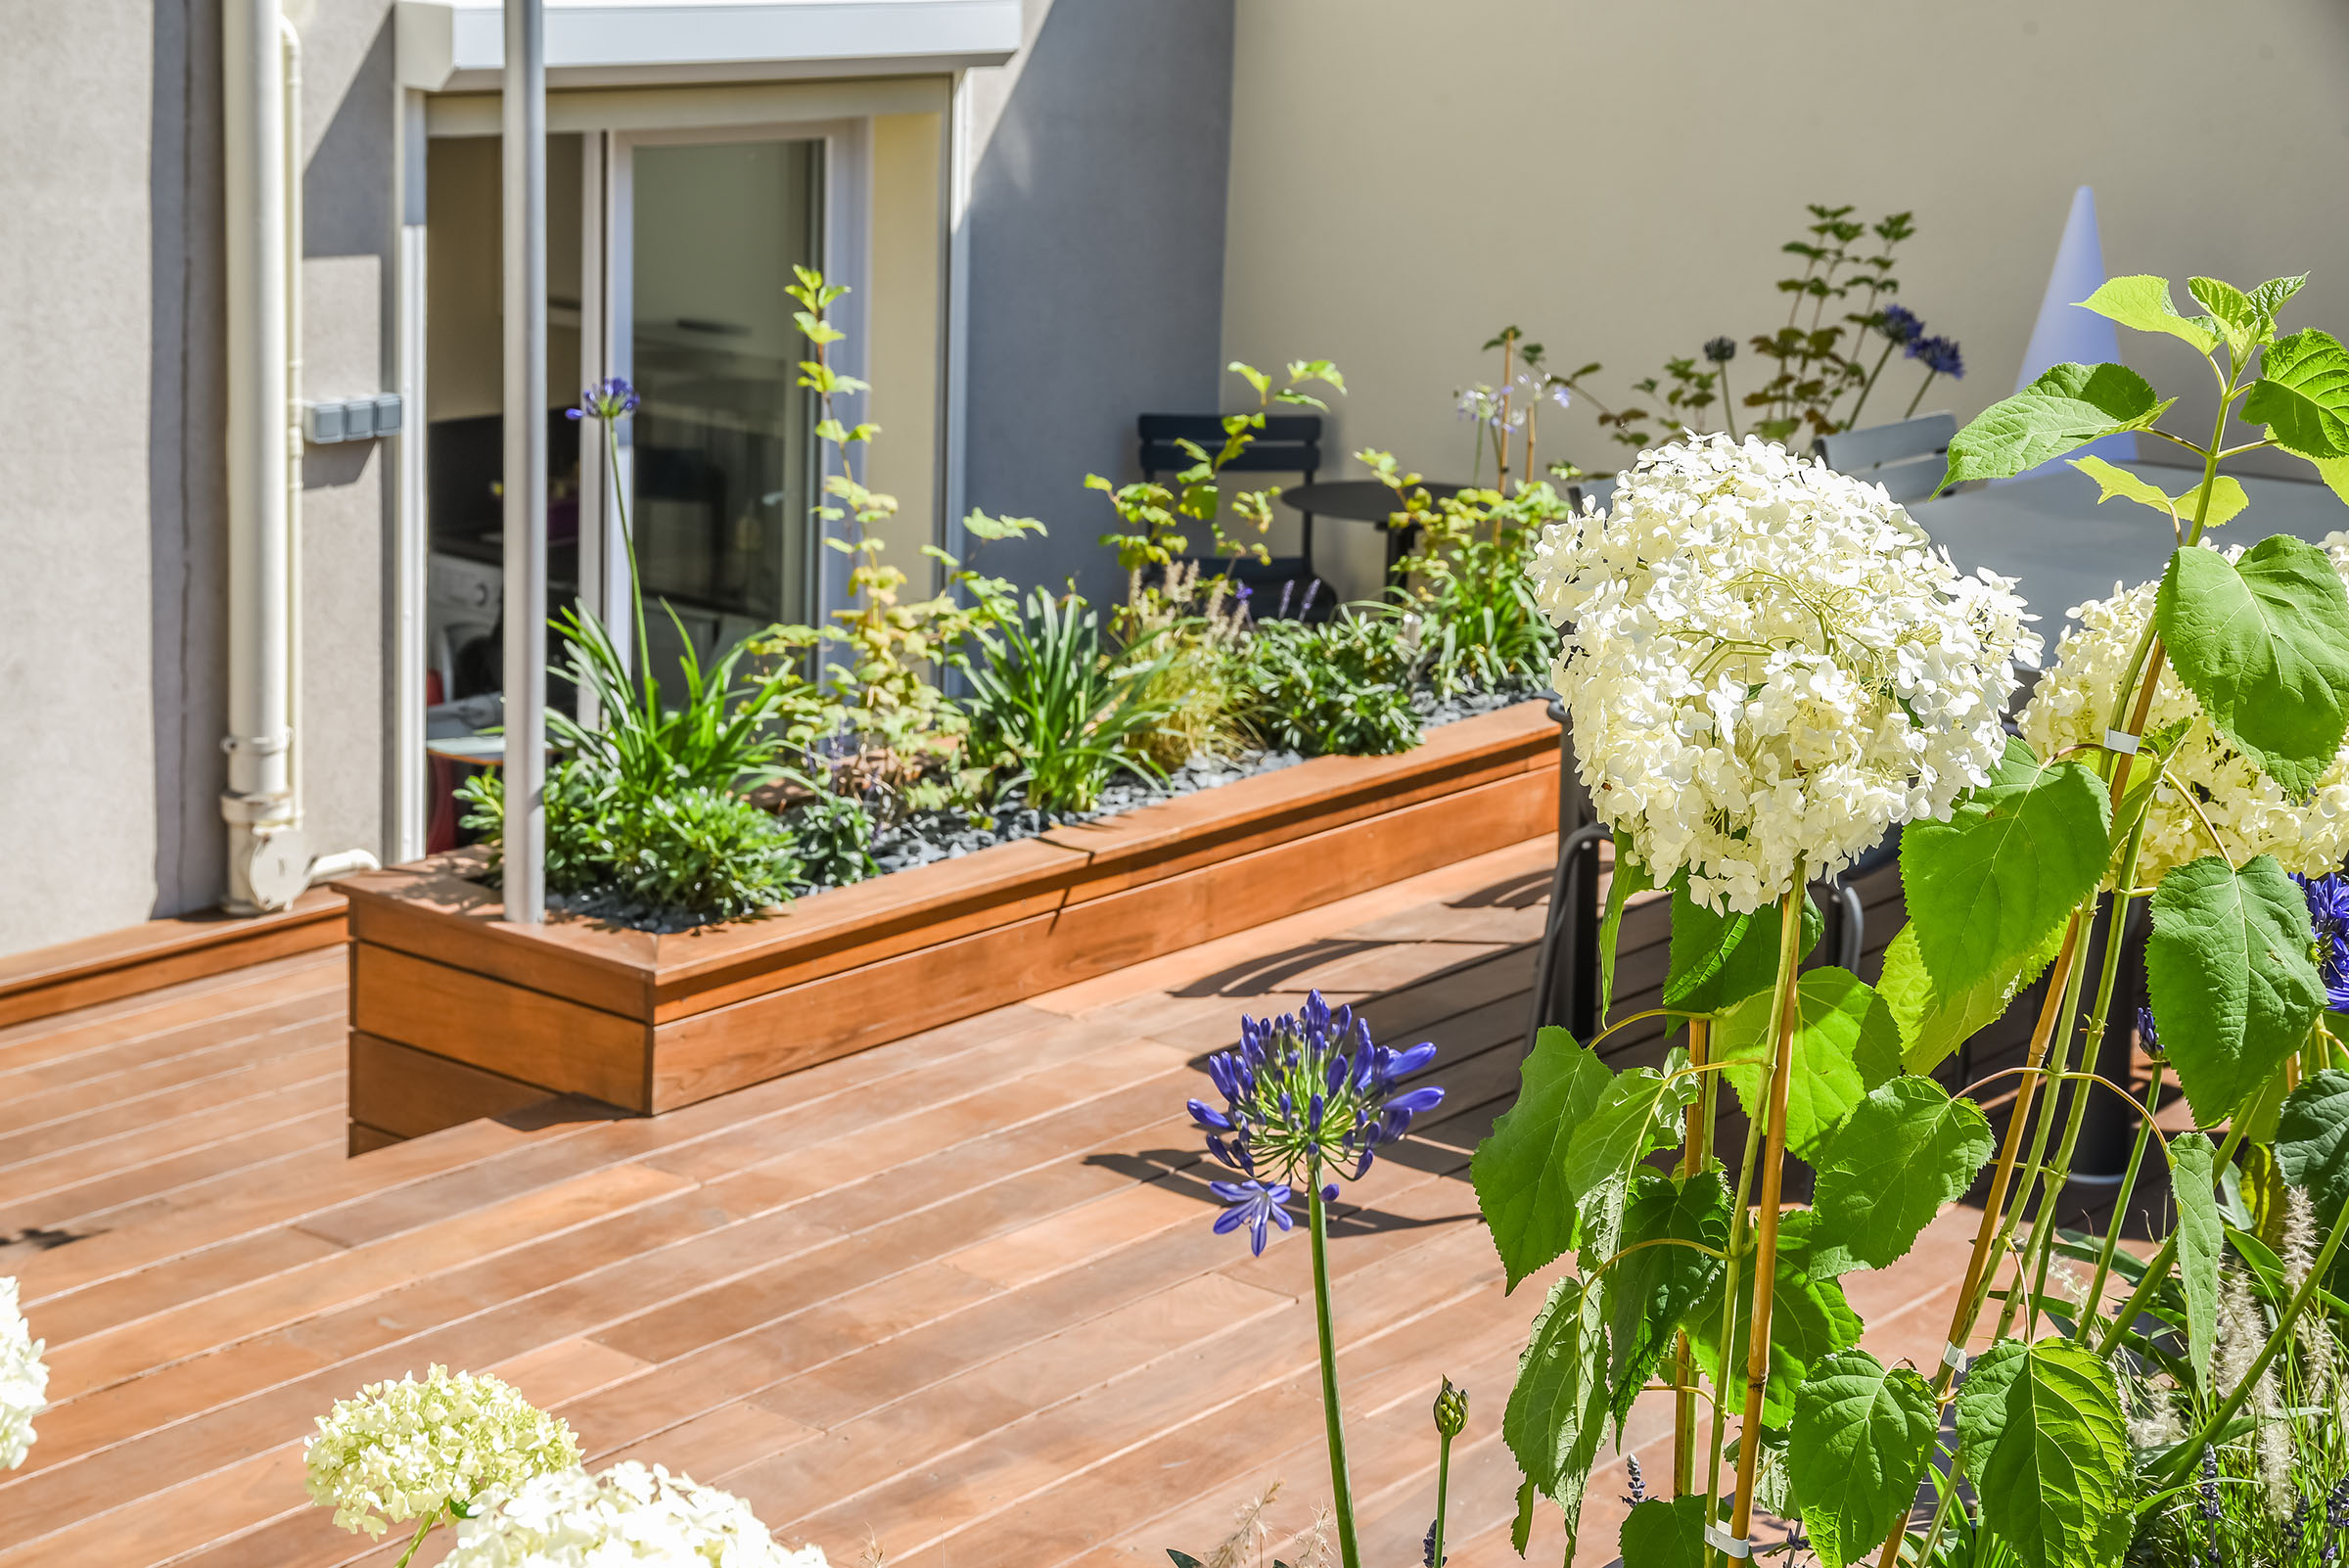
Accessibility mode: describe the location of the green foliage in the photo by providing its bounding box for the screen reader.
[2079,274,2220,355]
[1941,361,2170,485]
[1471,1026,1613,1290]
[1228,609,1420,758]
[1877,919,2066,1076]
[2277,1068,2349,1221]
[760,267,1044,806]
[1113,560,1249,769]
[1809,1077,1995,1273]
[1560,1047,1695,1204]
[1789,1350,1938,1568]
[1686,1229,1865,1426]
[1899,737,2109,994]
[2169,1132,2222,1393]
[1359,451,1562,698]
[2145,853,2326,1123]
[2069,452,2249,529]
[964,589,1174,815]
[1597,853,1655,1021]
[2242,328,2349,458]
[1093,358,1346,577]
[1502,1275,1610,1545]
[1712,968,1903,1161]
[1617,1497,1707,1568]
[786,790,878,892]
[1663,884,1823,1015]
[2156,535,2349,794]
[1603,1168,1728,1435]
[1955,1341,2129,1568]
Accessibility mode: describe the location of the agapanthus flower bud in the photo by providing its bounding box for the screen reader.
[1432,1376,1468,1439]
[1703,336,1736,364]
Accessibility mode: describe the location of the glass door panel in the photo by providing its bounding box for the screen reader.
[627,138,822,675]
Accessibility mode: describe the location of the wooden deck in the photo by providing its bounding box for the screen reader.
[0,834,2071,1568]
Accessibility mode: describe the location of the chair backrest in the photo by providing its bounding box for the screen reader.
[1137,413,1321,480]
[1813,411,1958,503]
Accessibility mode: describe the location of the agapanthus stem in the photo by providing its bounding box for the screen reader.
[1729,874,1808,1546]
[599,421,657,717]
[1308,1176,1362,1568]
[1842,339,1900,434]
[1430,1423,1453,1568]
[1902,369,1938,421]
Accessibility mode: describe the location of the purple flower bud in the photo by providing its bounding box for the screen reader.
[1391,1041,1438,1079]
[1188,1098,1233,1131]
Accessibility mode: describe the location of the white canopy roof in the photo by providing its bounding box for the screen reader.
[396,0,1021,90]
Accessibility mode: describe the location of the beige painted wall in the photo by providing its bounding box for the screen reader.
[1223,0,2349,593]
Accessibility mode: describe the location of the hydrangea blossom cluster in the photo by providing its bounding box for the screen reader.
[1188,991,1442,1252]
[304,1365,582,1541]
[0,1277,47,1471]
[442,1461,823,1567]
[2020,536,2349,883]
[1532,434,2039,912]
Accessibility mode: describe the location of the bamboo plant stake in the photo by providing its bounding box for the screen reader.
[1674,1015,1713,1497]
[1728,874,1809,1548]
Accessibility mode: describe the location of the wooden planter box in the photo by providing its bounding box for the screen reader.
[340,701,1561,1151]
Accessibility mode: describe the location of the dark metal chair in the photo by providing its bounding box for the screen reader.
[1139,413,1322,606]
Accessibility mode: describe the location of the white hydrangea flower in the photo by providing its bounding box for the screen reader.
[1533,434,2040,913]
[443,1460,823,1567]
[0,1277,48,1471]
[2020,531,2349,883]
[304,1364,581,1541]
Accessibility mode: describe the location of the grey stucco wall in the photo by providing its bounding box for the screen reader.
[960,0,1237,609]
[0,0,393,956]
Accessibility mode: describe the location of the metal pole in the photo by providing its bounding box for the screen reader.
[501,0,547,922]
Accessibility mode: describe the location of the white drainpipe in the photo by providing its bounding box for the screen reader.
[221,0,378,912]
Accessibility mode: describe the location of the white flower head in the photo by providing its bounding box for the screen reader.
[0,1277,48,1471]
[303,1364,581,1540]
[2021,532,2349,883]
[443,1460,823,1567]
[1532,434,2040,912]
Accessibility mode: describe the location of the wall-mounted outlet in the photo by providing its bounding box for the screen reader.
[302,393,404,444]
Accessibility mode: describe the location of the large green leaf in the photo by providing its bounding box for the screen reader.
[1878,919,2067,1077]
[2244,329,2349,459]
[1599,852,1656,1021]
[1901,738,2108,995]
[2170,1133,2221,1393]
[1715,968,1903,1160]
[1604,1168,1730,1436]
[1943,361,2170,486]
[2277,1068,2349,1221]
[2188,275,2268,359]
[1956,1340,2129,1568]
[2146,854,2326,1123]
[1504,1274,1609,1548]
[1789,1350,1938,1568]
[2068,454,2249,530]
[2157,535,2349,793]
[1810,1076,1995,1273]
[1472,1026,1614,1290]
[1688,1230,1865,1427]
[1617,1497,1706,1568]
[1562,1049,1696,1203]
[2081,275,2220,354]
[1662,884,1823,1015]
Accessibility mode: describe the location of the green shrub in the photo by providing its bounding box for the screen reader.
[965,589,1176,815]
[788,791,880,891]
[1231,609,1420,758]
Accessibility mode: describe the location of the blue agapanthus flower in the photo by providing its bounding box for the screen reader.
[570,377,640,423]
[1188,991,1442,1251]
[1878,303,1924,345]
[2294,870,2349,1009]
[1908,334,1965,379]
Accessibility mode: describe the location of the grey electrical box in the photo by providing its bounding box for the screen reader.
[302,393,403,444]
